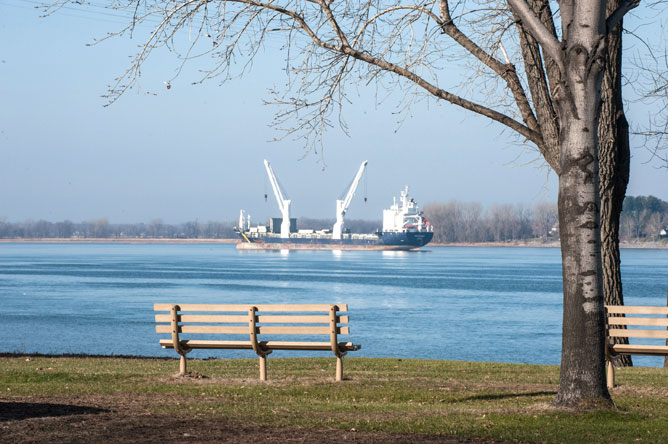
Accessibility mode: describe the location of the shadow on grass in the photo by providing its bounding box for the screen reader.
[464,391,556,402]
[0,402,110,421]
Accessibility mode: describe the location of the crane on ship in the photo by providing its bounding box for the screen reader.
[333,160,368,240]
[264,159,291,238]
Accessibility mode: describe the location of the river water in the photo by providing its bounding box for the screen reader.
[1,243,667,366]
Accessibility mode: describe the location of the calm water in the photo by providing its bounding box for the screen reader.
[1,243,667,366]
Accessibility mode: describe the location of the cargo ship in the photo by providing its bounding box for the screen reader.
[235,160,433,250]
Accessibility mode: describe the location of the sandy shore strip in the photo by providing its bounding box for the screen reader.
[432,241,667,249]
[0,238,238,244]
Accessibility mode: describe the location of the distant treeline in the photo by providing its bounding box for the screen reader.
[620,195,668,240]
[0,218,379,240]
[423,202,558,243]
[423,195,668,243]
[0,219,238,239]
[1,195,666,241]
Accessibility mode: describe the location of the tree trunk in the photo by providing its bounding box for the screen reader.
[599,0,632,367]
[553,3,612,408]
[555,122,612,407]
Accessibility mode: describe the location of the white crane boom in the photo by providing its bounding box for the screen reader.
[333,160,368,240]
[264,159,291,238]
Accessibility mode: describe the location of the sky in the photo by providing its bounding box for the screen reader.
[1,1,667,224]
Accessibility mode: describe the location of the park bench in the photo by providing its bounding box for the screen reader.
[605,304,668,389]
[154,303,360,381]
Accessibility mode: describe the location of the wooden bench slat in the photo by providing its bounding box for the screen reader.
[156,325,249,334]
[607,317,668,327]
[258,315,349,324]
[159,339,253,349]
[257,326,349,335]
[154,304,248,312]
[155,314,248,323]
[609,344,668,356]
[159,339,361,352]
[262,341,361,351]
[155,314,350,324]
[154,303,348,312]
[157,325,350,335]
[605,305,668,315]
[608,328,668,339]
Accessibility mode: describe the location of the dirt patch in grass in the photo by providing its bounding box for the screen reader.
[611,384,668,399]
[0,394,510,444]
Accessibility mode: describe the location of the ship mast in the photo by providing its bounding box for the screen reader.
[333,160,368,240]
[264,159,291,238]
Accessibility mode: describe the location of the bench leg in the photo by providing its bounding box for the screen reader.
[179,354,187,375]
[606,359,615,390]
[259,355,267,381]
[336,356,343,382]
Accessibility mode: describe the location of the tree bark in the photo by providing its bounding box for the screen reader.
[555,126,611,406]
[553,2,612,407]
[599,0,632,367]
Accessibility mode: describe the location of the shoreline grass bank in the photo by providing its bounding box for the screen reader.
[2,355,667,443]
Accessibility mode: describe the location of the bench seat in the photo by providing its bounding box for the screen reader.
[155,303,360,381]
[159,339,254,350]
[159,339,360,351]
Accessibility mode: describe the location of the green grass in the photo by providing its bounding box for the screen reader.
[2,355,668,443]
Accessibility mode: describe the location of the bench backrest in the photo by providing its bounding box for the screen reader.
[605,305,668,341]
[154,303,351,353]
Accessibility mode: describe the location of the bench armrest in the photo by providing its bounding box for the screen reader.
[249,306,271,357]
[170,304,190,355]
[329,305,345,357]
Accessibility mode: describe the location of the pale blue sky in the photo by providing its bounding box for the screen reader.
[1,1,666,224]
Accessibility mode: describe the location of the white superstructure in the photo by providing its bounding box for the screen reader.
[238,210,252,232]
[382,186,431,233]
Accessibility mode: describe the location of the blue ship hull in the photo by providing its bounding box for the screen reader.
[237,230,433,250]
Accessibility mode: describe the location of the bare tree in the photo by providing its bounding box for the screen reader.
[532,201,558,238]
[47,0,642,407]
[424,201,487,243]
[488,203,516,242]
[146,219,165,238]
[461,201,484,241]
[423,202,456,242]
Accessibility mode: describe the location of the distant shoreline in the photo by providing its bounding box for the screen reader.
[0,238,237,244]
[432,241,668,249]
[0,238,666,249]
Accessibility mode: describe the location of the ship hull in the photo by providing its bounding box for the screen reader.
[236,231,433,251]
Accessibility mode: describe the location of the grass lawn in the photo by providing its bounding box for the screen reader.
[1,355,667,443]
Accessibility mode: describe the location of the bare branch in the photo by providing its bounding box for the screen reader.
[511,0,560,172]
[338,42,542,145]
[506,0,563,74]
[607,0,641,32]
